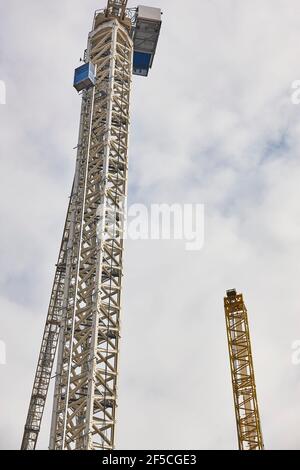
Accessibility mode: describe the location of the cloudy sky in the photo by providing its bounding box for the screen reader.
[1,0,300,450]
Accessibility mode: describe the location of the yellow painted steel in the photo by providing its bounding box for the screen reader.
[224,290,264,450]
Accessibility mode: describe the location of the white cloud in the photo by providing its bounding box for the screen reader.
[1,0,300,450]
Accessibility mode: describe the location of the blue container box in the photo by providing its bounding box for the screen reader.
[73,62,96,92]
[133,52,152,77]
[132,6,162,77]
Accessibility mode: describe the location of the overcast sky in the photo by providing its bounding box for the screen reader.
[1,0,300,450]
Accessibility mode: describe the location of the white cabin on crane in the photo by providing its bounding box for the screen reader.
[133,6,162,76]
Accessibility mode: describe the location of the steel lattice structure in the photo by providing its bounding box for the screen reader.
[224,290,264,450]
[22,4,136,450]
[20,191,74,450]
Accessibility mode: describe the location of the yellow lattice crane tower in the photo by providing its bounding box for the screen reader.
[224,289,264,450]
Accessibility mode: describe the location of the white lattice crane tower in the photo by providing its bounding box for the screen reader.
[21,0,162,450]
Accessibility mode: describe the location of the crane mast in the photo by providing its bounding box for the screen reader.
[105,0,128,18]
[21,1,162,450]
[224,289,264,450]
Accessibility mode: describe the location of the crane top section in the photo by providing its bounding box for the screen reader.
[93,2,162,77]
[74,2,162,90]
[105,0,129,20]
[224,289,244,310]
[226,288,237,299]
